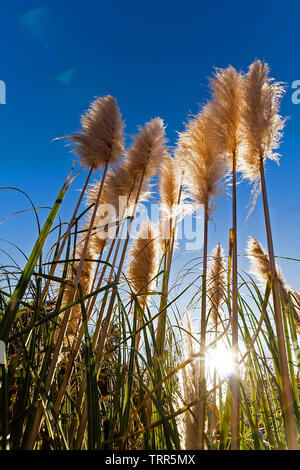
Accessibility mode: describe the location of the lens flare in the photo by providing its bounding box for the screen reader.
[207,342,234,378]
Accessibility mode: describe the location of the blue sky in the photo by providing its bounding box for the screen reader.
[1,0,300,291]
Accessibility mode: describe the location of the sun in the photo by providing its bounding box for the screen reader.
[206,342,235,378]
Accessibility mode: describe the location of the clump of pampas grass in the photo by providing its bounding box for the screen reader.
[247,236,300,333]
[93,117,168,368]
[87,118,167,221]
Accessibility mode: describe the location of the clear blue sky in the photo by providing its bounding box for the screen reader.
[1,0,300,290]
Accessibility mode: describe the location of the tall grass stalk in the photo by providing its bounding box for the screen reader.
[231,148,240,449]
[259,156,298,449]
[198,201,209,448]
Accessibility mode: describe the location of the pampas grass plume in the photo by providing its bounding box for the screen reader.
[159,154,181,217]
[240,60,286,182]
[127,219,159,308]
[176,106,225,212]
[126,117,168,181]
[208,244,226,329]
[208,65,243,163]
[247,236,300,332]
[69,95,125,170]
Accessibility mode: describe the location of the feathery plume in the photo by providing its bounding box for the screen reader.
[68,95,125,169]
[208,244,226,329]
[61,242,96,346]
[246,236,300,333]
[127,219,159,308]
[208,65,243,164]
[159,154,183,248]
[126,117,168,181]
[176,106,225,213]
[240,60,286,182]
[159,154,181,217]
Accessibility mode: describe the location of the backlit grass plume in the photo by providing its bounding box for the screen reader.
[126,117,168,181]
[208,66,243,163]
[240,60,285,182]
[159,154,181,219]
[208,244,226,330]
[246,236,300,333]
[68,95,125,170]
[176,106,224,212]
[127,218,159,308]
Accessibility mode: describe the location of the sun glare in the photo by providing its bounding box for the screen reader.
[207,343,234,378]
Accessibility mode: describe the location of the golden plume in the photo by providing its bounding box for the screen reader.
[159,153,181,218]
[208,65,243,164]
[208,244,226,329]
[240,60,285,182]
[68,95,125,169]
[61,241,96,346]
[126,117,168,181]
[159,153,184,249]
[246,236,300,333]
[127,219,159,308]
[176,106,225,212]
